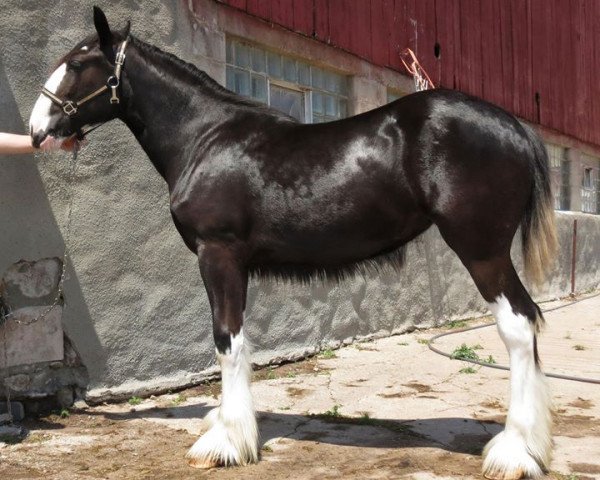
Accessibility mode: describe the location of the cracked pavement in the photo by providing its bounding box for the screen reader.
[1,294,599,479]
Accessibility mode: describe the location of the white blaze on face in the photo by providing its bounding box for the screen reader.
[29,63,68,137]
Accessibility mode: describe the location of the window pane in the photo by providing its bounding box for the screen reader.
[251,47,266,72]
[583,169,592,188]
[251,74,267,102]
[234,68,250,96]
[324,94,337,116]
[312,92,323,115]
[387,91,405,103]
[325,71,341,93]
[270,84,304,122]
[267,51,282,78]
[283,57,297,83]
[311,68,324,89]
[226,65,236,91]
[298,62,310,85]
[226,39,234,64]
[235,43,250,68]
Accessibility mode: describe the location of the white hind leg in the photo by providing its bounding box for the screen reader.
[186,329,258,468]
[483,295,552,480]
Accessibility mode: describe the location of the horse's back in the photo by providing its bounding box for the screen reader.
[172,88,541,271]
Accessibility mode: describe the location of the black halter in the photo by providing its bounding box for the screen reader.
[41,39,128,138]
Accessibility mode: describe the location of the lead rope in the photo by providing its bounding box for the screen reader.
[1,147,79,423]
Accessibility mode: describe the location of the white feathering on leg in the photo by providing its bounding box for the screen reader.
[186,328,258,468]
[482,295,552,480]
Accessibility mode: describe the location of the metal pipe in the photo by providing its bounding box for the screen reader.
[571,218,578,295]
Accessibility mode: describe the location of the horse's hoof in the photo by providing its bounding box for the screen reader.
[482,430,546,480]
[187,457,221,469]
[483,468,524,480]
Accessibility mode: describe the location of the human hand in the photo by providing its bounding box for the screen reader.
[39,135,86,152]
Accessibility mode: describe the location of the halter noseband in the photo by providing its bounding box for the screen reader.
[42,38,128,118]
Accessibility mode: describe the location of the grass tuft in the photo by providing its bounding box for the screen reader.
[459,366,477,374]
[483,355,496,364]
[451,343,483,361]
[445,320,468,329]
[319,348,337,359]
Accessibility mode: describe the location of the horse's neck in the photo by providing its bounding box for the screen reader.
[120,41,229,185]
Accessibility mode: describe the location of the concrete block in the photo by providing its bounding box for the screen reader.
[3,374,30,392]
[0,306,63,369]
[1,258,62,307]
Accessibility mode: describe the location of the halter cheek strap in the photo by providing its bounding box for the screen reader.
[41,38,128,117]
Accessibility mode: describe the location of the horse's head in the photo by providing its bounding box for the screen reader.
[30,6,130,149]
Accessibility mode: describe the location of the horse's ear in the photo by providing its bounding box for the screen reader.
[93,6,112,48]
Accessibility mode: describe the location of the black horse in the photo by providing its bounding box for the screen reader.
[30,8,557,480]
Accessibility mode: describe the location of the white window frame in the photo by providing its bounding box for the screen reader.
[580,156,599,214]
[267,78,311,122]
[225,37,347,124]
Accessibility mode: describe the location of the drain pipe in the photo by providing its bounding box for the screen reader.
[571,219,577,295]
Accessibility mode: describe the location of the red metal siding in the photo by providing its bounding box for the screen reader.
[216,0,600,148]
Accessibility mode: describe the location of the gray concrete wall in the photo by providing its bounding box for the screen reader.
[0,1,599,404]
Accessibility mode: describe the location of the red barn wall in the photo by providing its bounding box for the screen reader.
[216,0,600,149]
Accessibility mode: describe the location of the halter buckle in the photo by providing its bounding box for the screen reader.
[115,50,126,66]
[62,101,78,116]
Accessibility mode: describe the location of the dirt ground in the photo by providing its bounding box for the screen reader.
[1,361,598,480]
[1,294,599,480]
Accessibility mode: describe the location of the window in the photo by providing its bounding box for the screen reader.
[387,90,407,103]
[580,155,599,214]
[226,38,348,123]
[547,143,570,211]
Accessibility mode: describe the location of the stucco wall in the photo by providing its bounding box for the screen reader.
[0,0,599,403]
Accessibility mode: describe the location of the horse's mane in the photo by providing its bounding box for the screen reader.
[130,36,295,120]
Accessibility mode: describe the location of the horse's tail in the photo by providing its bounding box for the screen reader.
[520,123,558,288]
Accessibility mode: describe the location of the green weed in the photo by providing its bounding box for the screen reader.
[319,348,337,359]
[451,343,483,361]
[459,366,477,374]
[445,320,468,329]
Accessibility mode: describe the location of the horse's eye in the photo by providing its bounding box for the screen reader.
[68,59,82,70]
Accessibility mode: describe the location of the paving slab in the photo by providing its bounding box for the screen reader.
[0,292,598,479]
[142,291,599,478]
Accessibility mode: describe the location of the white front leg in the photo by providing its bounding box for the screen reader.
[186,329,258,468]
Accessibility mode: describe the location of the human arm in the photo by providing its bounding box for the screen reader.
[0,132,80,154]
[0,133,37,155]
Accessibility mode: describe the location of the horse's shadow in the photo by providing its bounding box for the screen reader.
[87,401,503,456]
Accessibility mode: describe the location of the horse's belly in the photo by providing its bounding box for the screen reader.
[254,194,430,266]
